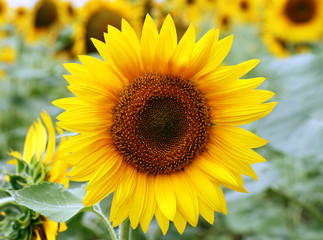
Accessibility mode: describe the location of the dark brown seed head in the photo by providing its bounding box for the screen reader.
[112,74,211,175]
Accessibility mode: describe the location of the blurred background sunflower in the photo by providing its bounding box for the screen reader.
[0,0,323,239]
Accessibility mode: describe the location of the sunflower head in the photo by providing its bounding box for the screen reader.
[263,31,290,58]
[0,0,5,14]
[59,0,76,25]
[0,0,7,15]
[54,14,276,235]
[284,0,316,23]
[266,0,323,42]
[215,0,236,32]
[234,0,261,23]
[34,0,58,29]
[26,0,62,43]
[72,0,141,55]
[0,207,67,240]
[8,6,29,34]
[16,6,27,17]
[3,111,69,239]
[8,110,70,188]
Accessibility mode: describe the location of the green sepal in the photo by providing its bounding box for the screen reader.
[0,205,41,240]
[15,158,30,175]
[7,174,29,190]
[31,160,46,184]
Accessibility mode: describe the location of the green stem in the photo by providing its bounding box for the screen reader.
[119,218,131,240]
[91,205,118,240]
[271,187,323,223]
[0,197,15,208]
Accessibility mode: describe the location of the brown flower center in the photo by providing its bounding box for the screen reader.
[112,74,211,175]
[34,0,58,28]
[187,0,195,5]
[284,0,316,23]
[240,0,250,11]
[221,15,230,28]
[67,3,74,17]
[0,3,4,15]
[85,9,122,53]
[17,7,26,17]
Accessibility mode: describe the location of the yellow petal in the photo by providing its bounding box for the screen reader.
[67,84,116,107]
[207,141,258,180]
[140,175,156,233]
[8,151,21,160]
[78,55,124,93]
[110,166,137,219]
[173,210,187,234]
[199,200,214,224]
[197,60,260,89]
[141,14,158,73]
[57,107,113,132]
[129,172,147,229]
[170,172,199,226]
[182,28,217,78]
[155,174,176,221]
[194,158,247,192]
[213,102,277,126]
[209,127,266,164]
[52,97,84,110]
[154,14,177,73]
[186,164,226,213]
[104,31,142,81]
[84,161,126,207]
[111,202,130,227]
[41,111,56,163]
[122,18,141,57]
[23,124,36,163]
[155,205,169,236]
[34,118,47,160]
[168,24,196,75]
[195,34,234,79]
[63,63,90,76]
[58,222,67,232]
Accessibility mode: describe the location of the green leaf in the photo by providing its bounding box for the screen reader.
[8,182,87,223]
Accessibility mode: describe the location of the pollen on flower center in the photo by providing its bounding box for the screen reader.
[112,74,211,175]
[284,0,316,23]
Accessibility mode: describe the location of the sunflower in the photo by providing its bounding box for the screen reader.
[266,0,323,42]
[172,0,204,23]
[26,0,63,43]
[233,0,261,23]
[262,31,290,58]
[214,0,236,33]
[0,46,17,64]
[72,0,141,55]
[0,0,7,24]
[12,6,30,33]
[54,15,276,235]
[60,0,76,24]
[8,110,70,239]
[9,110,70,188]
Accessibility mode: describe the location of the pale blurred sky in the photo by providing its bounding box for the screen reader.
[8,0,88,8]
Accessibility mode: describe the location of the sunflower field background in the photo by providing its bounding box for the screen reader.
[0,0,323,240]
